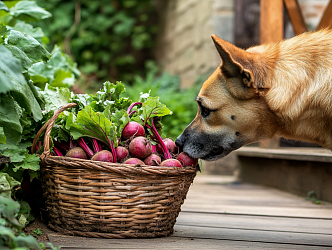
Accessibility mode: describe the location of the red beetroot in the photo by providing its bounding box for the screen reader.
[91,150,113,162]
[144,154,161,166]
[156,138,178,154]
[124,158,144,165]
[116,146,129,162]
[122,121,145,140]
[129,136,152,159]
[177,152,198,167]
[65,147,88,159]
[160,159,182,168]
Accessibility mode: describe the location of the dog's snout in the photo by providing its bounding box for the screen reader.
[175,134,184,150]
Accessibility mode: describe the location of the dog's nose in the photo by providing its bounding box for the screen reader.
[175,134,184,150]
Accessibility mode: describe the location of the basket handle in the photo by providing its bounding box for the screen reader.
[31,103,77,158]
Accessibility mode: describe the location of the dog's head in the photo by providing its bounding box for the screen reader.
[176,35,278,161]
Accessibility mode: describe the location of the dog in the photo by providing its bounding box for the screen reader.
[175,29,332,161]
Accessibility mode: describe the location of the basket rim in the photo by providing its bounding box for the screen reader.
[33,103,199,175]
[42,155,197,176]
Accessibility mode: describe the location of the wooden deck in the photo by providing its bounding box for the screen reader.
[46,174,332,249]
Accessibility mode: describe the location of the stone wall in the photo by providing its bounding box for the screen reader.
[155,0,234,88]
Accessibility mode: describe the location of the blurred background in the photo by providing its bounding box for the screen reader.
[33,0,332,196]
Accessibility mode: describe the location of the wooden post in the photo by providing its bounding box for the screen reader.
[283,0,307,35]
[260,0,284,43]
[317,0,332,30]
[260,0,283,148]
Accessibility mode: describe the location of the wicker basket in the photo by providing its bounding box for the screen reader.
[32,103,198,238]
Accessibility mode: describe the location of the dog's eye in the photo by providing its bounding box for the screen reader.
[201,106,210,118]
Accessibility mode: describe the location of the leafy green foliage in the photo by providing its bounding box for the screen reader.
[35,0,159,90]
[0,173,20,198]
[10,1,51,22]
[29,45,80,89]
[0,195,41,250]
[0,2,80,248]
[0,45,26,93]
[66,106,118,148]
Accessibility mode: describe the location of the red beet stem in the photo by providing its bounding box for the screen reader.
[54,141,70,151]
[128,110,136,116]
[126,102,142,115]
[78,138,94,158]
[35,141,43,151]
[53,147,63,156]
[92,139,102,153]
[69,139,76,148]
[146,119,172,159]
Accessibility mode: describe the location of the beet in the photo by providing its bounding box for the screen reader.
[91,150,113,162]
[160,159,182,167]
[177,152,198,167]
[65,147,88,159]
[129,136,152,159]
[144,154,161,166]
[116,146,129,162]
[156,138,178,154]
[124,158,144,165]
[122,121,145,140]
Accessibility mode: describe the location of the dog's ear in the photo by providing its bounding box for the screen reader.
[211,35,255,89]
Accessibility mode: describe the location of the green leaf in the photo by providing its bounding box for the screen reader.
[0,45,26,94]
[6,30,51,63]
[10,77,43,122]
[12,154,40,172]
[0,163,24,182]
[0,143,27,163]
[15,235,42,250]
[51,68,75,88]
[18,213,27,226]
[27,79,45,108]
[12,21,45,40]
[47,46,76,73]
[110,109,129,141]
[0,173,20,198]
[0,225,16,240]
[0,2,9,12]
[0,94,22,145]
[39,84,71,114]
[0,22,7,35]
[140,96,172,123]
[4,45,33,72]
[10,1,51,22]
[0,127,6,144]
[28,61,54,85]
[0,195,21,228]
[66,106,117,149]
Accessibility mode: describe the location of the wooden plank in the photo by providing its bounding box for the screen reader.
[174,225,332,247]
[182,174,332,218]
[176,212,332,235]
[46,234,332,250]
[317,0,332,30]
[283,0,307,35]
[236,147,332,162]
[260,0,284,43]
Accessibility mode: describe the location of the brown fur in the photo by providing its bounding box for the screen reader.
[176,29,332,161]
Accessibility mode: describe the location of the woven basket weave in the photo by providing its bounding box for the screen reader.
[32,103,197,238]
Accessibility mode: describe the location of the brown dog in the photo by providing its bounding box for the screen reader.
[175,29,332,161]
